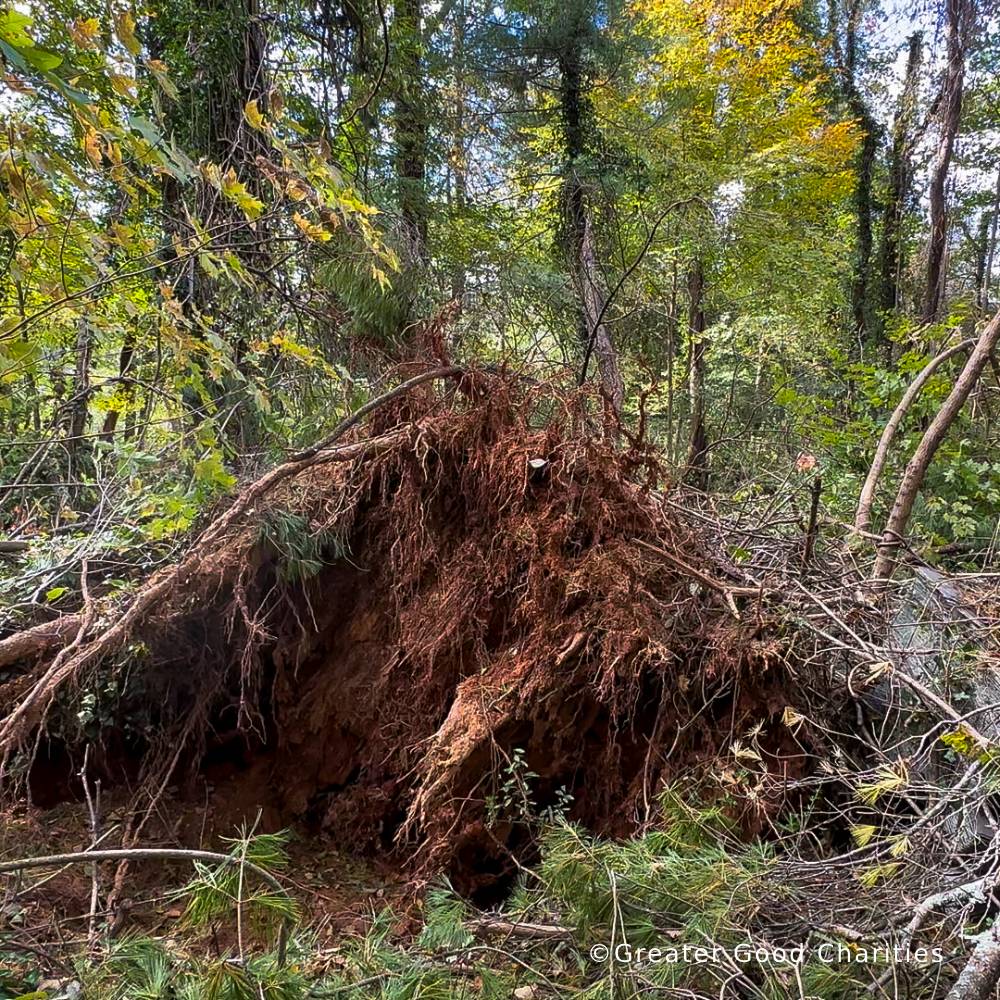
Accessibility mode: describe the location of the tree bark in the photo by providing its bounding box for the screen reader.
[873,307,1000,581]
[948,925,1000,1000]
[558,36,625,416]
[0,615,84,670]
[394,0,428,262]
[923,0,972,324]
[150,0,269,452]
[100,333,137,443]
[449,0,467,309]
[979,163,1000,310]
[877,31,922,332]
[832,0,878,339]
[851,105,877,338]
[974,209,990,309]
[854,337,973,533]
[684,262,708,488]
[67,316,93,491]
[578,216,624,415]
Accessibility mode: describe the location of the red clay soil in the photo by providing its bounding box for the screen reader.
[7,373,808,895]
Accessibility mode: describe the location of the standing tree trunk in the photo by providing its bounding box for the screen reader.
[67,315,93,491]
[923,0,973,324]
[974,210,991,309]
[684,262,708,488]
[850,94,878,338]
[558,35,625,416]
[877,31,922,335]
[979,164,1000,310]
[449,0,467,310]
[577,217,625,415]
[831,0,878,340]
[151,0,270,453]
[394,0,428,264]
[100,334,137,443]
[873,307,1000,581]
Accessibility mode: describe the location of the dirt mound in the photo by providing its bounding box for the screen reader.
[2,371,803,892]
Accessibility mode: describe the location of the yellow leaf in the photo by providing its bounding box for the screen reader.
[221,168,264,220]
[941,726,980,758]
[115,9,141,55]
[244,98,266,131]
[69,17,100,48]
[285,178,312,202]
[82,127,103,168]
[200,160,222,187]
[110,73,137,98]
[146,58,178,99]
[292,211,331,242]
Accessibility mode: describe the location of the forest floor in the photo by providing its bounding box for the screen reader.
[1,788,420,989]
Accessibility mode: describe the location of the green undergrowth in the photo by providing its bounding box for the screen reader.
[0,798,909,1000]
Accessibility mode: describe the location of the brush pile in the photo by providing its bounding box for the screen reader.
[0,369,805,890]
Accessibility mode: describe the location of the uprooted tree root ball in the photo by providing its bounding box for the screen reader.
[1,371,807,893]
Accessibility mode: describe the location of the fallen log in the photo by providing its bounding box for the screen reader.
[0,615,85,670]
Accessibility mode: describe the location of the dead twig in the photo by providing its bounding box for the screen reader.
[466,917,573,941]
[0,847,293,966]
[632,537,761,597]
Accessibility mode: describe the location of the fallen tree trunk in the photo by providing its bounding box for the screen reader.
[949,925,1000,1000]
[0,367,802,889]
[854,337,974,533]
[0,614,85,670]
[873,308,1000,582]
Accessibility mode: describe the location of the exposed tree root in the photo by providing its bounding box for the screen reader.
[0,368,805,890]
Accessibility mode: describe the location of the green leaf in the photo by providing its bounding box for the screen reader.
[193,453,236,491]
[0,10,34,47]
[0,37,29,71]
[20,44,62,71]
[45,586,68,602]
